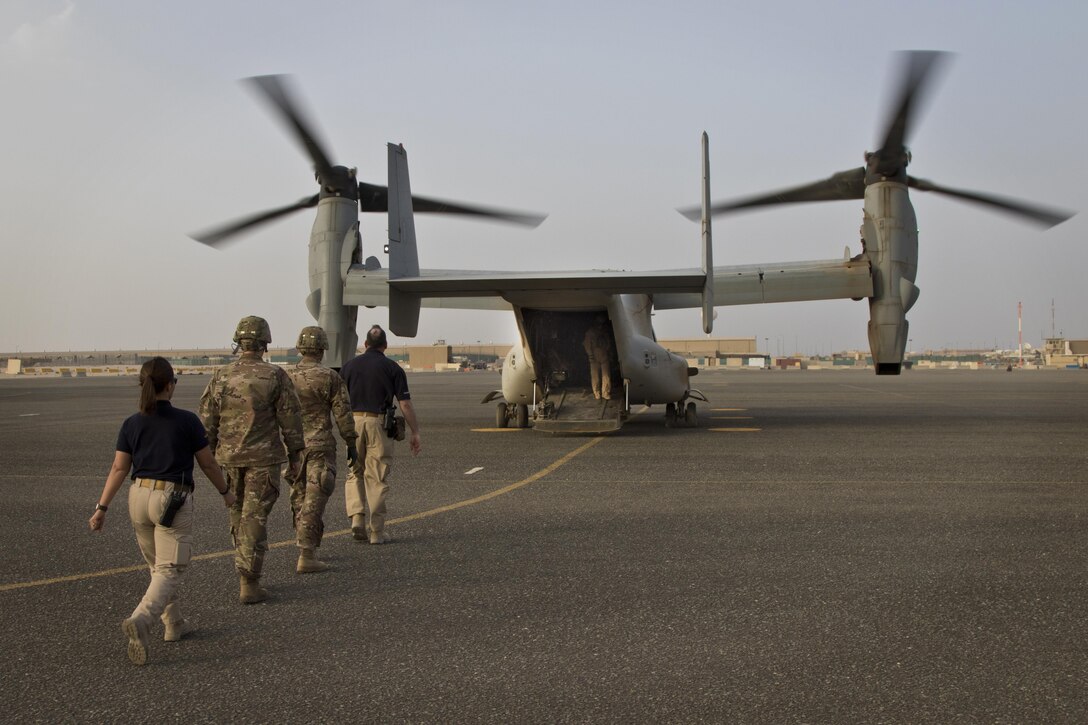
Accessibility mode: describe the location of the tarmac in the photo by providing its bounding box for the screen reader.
[0,368,1085,723]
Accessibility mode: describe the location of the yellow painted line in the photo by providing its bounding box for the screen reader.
[709,427,762,432]
[380,437,604,526]
[0,563,151,592]
[711,408,747,412]
[0,437,606,593]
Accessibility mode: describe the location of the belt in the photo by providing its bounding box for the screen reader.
[356,412,382,418]
[136,478,193,491]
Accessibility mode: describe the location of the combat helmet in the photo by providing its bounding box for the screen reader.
[296,326,328,352]
[233,316,272,345]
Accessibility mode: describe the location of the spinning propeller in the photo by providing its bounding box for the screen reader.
[680,51,1074,228]
[193,74,546,247]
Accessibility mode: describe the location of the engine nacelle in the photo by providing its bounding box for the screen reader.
[861,182,919,375]
[308,196,361,368]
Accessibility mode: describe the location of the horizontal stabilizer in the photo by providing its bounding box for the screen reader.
[344,259,871,311]
[388,270,706,297]
[654,257,873,309]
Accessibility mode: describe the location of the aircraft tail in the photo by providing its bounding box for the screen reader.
[700,131,714,334]
[387,143,422,337]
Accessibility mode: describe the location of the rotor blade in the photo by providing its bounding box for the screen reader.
[191,194,320,247]
[410,194,548,227]
[244,75,336,181]
[876,51,949,158]
[358,181,546,227]
[907,177,1075,228]
[678,167,866,220]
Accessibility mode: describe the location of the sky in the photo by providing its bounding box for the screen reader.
[1,0,1085,356]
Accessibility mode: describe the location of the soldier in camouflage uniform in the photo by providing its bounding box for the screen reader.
[286,326,359,574]
[199,316,305,604]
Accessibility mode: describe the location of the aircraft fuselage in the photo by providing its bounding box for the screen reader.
[499,293,691,412]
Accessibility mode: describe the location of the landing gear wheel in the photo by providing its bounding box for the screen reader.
[665,403,677,428]
[515,403,530,429]
[495,402,509,428]
[685,402,698,427]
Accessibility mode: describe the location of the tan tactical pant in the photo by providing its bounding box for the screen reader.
[588,347,612,399]
[225,465,280,580]
[128,481,192,627]
[288,449,336,549]
[344,415,392,534]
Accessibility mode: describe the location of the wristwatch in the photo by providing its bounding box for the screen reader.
[94,503,108,512]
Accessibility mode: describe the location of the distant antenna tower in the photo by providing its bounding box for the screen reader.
[1051,298,1056,339]
[1018,301,1023,367]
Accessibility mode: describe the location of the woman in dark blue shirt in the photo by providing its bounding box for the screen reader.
[89,356,235,665]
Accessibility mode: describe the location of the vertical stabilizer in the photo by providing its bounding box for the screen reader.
[700,132,714,334]
[387,143,421,336]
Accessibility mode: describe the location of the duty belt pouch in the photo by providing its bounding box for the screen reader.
[159,489,189,527]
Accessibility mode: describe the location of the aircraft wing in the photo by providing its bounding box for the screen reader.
[343,257,871,310]
[656,257,872,309]
[392,269,705,296]
[344,266,704,309]
[421,296,512,311]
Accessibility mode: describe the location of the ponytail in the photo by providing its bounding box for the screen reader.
[138,357,175,415]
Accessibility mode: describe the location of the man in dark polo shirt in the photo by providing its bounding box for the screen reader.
[339,325,421,544]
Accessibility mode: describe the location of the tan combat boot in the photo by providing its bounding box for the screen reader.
[163,619,192,642]
[162,603,191,642]
[351,513,367,541]
[296,547,330,574]
[239,575,268,604]
[121,616,150,665]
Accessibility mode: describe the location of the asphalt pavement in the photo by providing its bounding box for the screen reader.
[0,368,1085,723]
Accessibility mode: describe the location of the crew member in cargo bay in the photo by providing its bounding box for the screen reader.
[583,315,614,400]
[339,325,421,545]
[199,316,305,604]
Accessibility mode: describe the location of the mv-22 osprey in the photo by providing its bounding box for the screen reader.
[195,53,1072,434]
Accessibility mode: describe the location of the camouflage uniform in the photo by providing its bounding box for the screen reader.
[286,359,357,550]
[199,357,304,583]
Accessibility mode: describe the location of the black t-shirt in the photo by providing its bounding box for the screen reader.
[339,348,411,413]
[116,401,209,485]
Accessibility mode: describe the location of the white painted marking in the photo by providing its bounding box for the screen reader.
[18,413,40,417]
[464,466,484,475]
